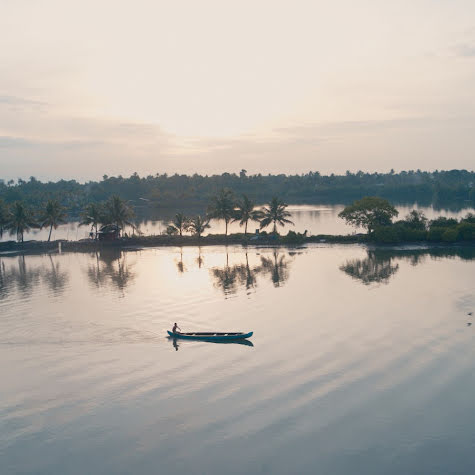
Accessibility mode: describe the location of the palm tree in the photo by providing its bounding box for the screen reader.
[40,199,67,241]
[80,203,103,238]
[0,199,8,239]
[259,197,294,234]
[187,215,210,237]
[103,196,135,236]
[233,195,262,235]
[5,201,37,242]
[208,189,235,236]
[169,213,189,236]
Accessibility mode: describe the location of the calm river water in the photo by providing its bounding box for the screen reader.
[2,203,473,242]
[1,244,475,474]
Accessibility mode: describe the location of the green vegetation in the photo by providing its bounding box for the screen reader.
[5,202,37,242]
[80,203,103,236]
[207,189,236,236]
[259,197,294,234]
[169,213,189,237]
[0,187,474,247]
[233,195,262,235]
[338,196,399,234]
[187,215,211,237]
[40,199,67,241]
[0,199,8,238]
[102,196,135,236]
[372,211,475,243]
[1,169,474,213]
[338,196,475,243]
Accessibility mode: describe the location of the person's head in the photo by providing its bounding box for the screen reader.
[174,322,177,325]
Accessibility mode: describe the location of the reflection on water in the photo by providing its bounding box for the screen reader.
[340,253,400,285]
[86,249,135,294]
[169,336,254,351]
[175,248,186,274]
[340,247,475,285]
[1,245,475,474]
[0,254,68,299]
[211,250,292,296]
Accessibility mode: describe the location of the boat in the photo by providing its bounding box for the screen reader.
[167,331,253,341]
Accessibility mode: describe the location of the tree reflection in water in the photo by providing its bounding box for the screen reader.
[0,254,69,299]
[340,247,475,286]
[86,249,135,293]
[211,250,292,296]
[340,252,399,285]
[176,248,186,274]
[258,250,290,287]
[43,255,69,295]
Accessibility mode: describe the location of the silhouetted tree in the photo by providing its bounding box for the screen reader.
[0,199,8,238]
[233,195,262,235]
[6,201,37,242]
[169,213,189,236]
[40,199,67,241]
[338,196,398,234]
[259,197,293,234]
[187,215,210,237]
[80,203,103,237]
[208,189,235,236]
[103,196,135,235]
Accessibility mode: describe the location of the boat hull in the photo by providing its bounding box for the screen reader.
[167,331,253,341]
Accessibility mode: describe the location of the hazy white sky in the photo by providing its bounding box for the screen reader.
[1,0,475,181]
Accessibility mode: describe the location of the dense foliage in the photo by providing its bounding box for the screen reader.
[338,197,398,234]
[1,169,474,213]
[373,212,475,243]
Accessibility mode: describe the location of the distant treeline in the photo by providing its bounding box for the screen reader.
[1,169,474,214]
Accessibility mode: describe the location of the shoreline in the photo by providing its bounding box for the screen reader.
[1,234,474,257]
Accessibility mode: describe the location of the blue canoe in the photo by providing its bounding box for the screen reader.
[167,331,253,342]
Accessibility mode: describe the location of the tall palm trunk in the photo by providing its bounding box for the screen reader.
[48,224,53,241]
[244,220,248,235]
[225,219,228,236]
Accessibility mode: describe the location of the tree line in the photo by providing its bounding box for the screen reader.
[167,190,293,237]
[0,190,294,242]
[338,196,475,243]
[1,169,474,212]
[0,195,136,242]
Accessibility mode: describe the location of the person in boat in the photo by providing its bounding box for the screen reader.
[172,322,181,334]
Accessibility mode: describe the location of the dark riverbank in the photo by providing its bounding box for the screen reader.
[1,233,474,257]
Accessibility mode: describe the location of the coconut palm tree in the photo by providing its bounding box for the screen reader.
[169,213,189,236]
[187,215,210,237]
[233,195,262,235]
[40,199,67,241]
[0,199,8,238]
[6,201,37,242]
[259,197,294,234]
[103,196,135,236]
[208,189,235,236]
[80,203,103,238]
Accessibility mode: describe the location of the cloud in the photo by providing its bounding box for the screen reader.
[0,95,47,109]
[453,43,475,58]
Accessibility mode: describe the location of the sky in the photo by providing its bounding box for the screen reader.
[1,0,475,181]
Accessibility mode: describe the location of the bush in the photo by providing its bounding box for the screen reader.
[283,230,306,244]
[427,227,446,242]
[442,228,459,242]
[430,217,458,228]
[373,226,402,243]
[457,222,475,241]
[400,228,427,241]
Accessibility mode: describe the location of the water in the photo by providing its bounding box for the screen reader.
[2,203,473,242]
[1,244,475,474]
